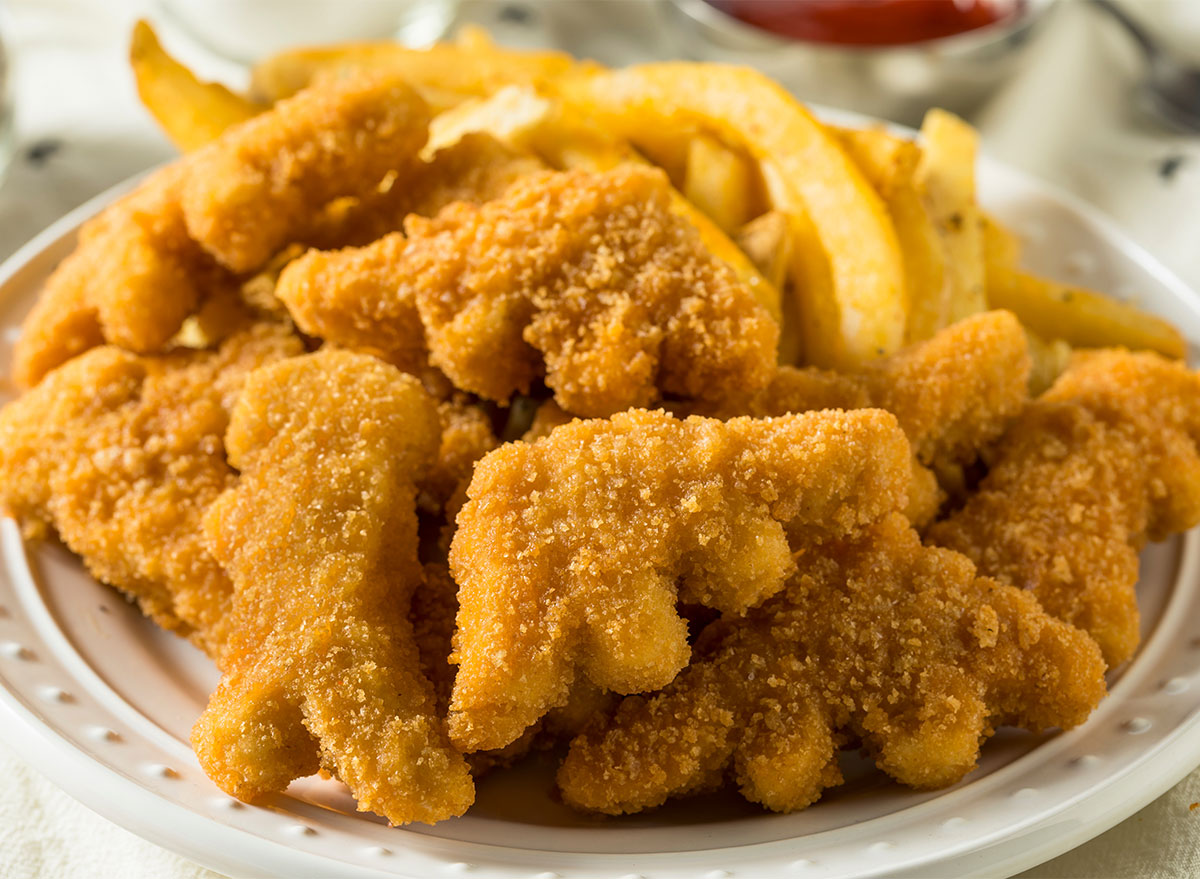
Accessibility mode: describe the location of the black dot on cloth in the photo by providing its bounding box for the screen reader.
[26,138,63,166]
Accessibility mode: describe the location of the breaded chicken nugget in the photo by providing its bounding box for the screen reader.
[0,324,302,657]
[930,350,1200,666]
[447,407,914,752]
[277,165,779,416]
[181,74,431,273]
[699,310,1030,468]
[192,349,473,825]
[419,396,499,519]
[12,165,236,388]
[304,132,546,250]
[559,514,1107,815]
[14,75,430,388]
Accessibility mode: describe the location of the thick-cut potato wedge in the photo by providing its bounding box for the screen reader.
[983,215,1186,358]
[249,40,585,105]
[684,133,756,234]
[837,126,949,343]
[424,85,783,327]
[915,109,986,326]
[561,64,906,367]
[130,20,263,151]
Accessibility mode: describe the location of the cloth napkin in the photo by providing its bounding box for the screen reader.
[1,2,1198,878]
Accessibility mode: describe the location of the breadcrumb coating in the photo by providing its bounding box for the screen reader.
[181,74,431,273]
[14,74,431,388]
[700,310,1030,467]
[278,165,779,416]
[558,514,1107,815]
[304,132,546,250]
[419,397,499,519]
[447,407,914,752]
[929,350,1200,666]
[0,324,302,657]
[12,166,235,388]
[279,135,546,374]
[192,349,473,825]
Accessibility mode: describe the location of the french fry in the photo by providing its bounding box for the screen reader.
[249,40,586,105]
[684,133,756,234]
[836,126,948,343]
[735,211,791,292]
[736,211,802,364]
[422,85,784,327]
[130,20,263,151]
[915,109,986,326]
[1024,329,1073,396]
[561,63,906,367]
[983,215,1186,358]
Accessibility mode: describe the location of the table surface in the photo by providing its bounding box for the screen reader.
[1,1,1199,877]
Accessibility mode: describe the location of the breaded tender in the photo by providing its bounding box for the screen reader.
[419,396,499,520]
[700,310,1030,467]
[305,132,546,249]
[14,74,431,388]
[12,165,236,388]
[559,514,1107,815]
[181,74,431,273]
[448,407,914,752]
[0,324,302,657]
[192,350,473,825]
[930,350,1200,666]
[278,165,779,416]
[276,233,429,375]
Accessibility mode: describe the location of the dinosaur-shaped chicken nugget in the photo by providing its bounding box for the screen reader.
[930,349,1200,666]
[447,407,914,752]
[559,513,1107,815]
[192,349,473,825]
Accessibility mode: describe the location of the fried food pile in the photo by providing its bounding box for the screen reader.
[1,32,1198,827]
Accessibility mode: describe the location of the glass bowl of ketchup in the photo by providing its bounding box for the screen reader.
[663,0,1055,125]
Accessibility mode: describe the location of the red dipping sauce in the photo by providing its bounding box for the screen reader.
[708,0,1022,46]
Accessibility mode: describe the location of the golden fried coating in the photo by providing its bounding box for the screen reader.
[14,75,431,388]
[12,166,236,388]
[419,396,499,520]
[0,324,302,657]
[448,407,914,752]
[559,514,1107,815]
[192,350,473,825]
[276,233,428,374]
[278,165,779,416]
[701,310,1030,468]
[929,350,1200,666]
[522,398,574,442]
[181,74,431,273]
[413,561,619,775]
[304,132,546,250]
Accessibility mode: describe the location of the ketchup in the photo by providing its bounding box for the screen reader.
[708,0,1021,46]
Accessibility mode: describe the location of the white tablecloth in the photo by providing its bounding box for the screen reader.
[1,1,1199,877]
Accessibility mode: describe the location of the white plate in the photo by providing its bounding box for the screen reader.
[1,152,1200,879]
